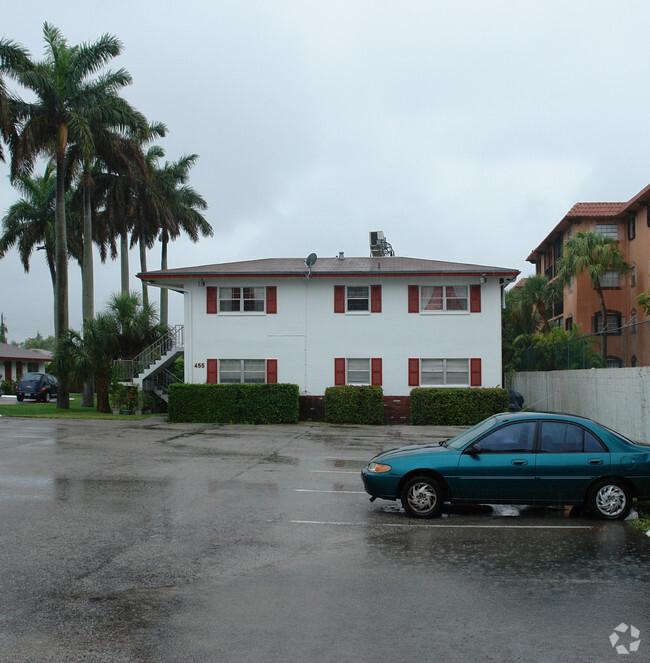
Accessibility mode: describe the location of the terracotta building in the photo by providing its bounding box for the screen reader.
[526,182,650,367]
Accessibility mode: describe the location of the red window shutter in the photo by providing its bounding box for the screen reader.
[371,358,382,386]
[207,359,218,384]
[408,358,420,386]
[266,286,277,314]
[266,359,278,384]
[206,286,218,314]
[334,286,345,313]
[470,358,482,386]
[371,284,382,313]
[334,358,346,385]
[408,285,419,313]
[470,284,481,313]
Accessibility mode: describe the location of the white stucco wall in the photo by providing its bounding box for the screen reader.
[512,368,650,441]
[178,275,504,396]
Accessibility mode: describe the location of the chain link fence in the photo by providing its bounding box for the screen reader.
[515,319,650,371]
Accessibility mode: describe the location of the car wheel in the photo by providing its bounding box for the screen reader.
[401,475,444,518]
[16,395,24,402]
[587,479,631,520]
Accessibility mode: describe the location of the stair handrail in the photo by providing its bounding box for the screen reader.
[114,325,184,381]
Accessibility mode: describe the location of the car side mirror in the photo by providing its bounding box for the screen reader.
[468,443,482,456]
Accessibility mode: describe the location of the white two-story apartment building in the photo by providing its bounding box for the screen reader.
[139,254,518,398]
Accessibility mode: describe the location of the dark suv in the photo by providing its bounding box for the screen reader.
[15,372,58,402]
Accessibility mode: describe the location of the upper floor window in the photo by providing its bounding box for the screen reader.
[630,265,637,287]
[334,285,381,313]
[599,271,619,289]
[220,286,265,312]
[420,285,468,311]
[408,284,480,313]
[593,311,622,334]
[595,223,618,240]
[347,286,369,311]
[206,286,277,314]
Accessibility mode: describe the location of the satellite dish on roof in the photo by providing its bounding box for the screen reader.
[304,253,317,278]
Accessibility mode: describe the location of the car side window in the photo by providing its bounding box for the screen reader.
[474,422,536,453]
[539,422,606,453]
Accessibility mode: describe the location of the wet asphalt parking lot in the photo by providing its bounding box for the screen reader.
[0,413,648,663]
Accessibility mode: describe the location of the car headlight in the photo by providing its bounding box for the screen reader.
[366,462,391,473]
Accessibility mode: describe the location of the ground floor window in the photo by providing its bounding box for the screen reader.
[219,359,267,384]
[334,358,382,386]
[421,358,469,386]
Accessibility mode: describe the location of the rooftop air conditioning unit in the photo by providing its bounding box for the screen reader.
[369,231,394,257]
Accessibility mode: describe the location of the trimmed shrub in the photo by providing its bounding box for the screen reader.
[410,388,509,426]
[324,385,384,425]
[167,383,300,424]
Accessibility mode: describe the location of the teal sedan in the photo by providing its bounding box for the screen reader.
[361,412,650,520]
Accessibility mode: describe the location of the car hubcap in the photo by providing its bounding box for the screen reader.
[596,485,626,517]
[408,482,437,513]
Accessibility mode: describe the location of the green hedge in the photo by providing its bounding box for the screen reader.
[324,385,384,425]
[410,388,509,426]
[167,383,300,424]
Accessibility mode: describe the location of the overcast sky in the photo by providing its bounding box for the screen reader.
[2,0,650,341]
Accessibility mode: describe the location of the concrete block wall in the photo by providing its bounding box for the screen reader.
[512,367,650,441]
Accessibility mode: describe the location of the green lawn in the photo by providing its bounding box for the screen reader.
[0,394,157,420]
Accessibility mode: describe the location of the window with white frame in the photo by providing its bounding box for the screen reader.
[347,286,369,311]
[219,359,266,383]
[599,271,619,288]
[420,358,469,386]
[219,287,265,312]
[595,223,618,240]
[346,358,370,384]
[420,285,468,312]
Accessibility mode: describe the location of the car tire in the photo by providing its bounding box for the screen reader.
[16,395,24,402]
[587,479,631,520]
[401,475,444,518]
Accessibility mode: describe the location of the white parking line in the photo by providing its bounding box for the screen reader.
[290,520,594,529]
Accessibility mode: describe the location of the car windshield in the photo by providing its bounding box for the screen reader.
[20,373,42,383]
[445,416,500,450]
[602,425,650,448]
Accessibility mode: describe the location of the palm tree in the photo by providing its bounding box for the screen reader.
[5,23,143,408]
[0,161,57,289]
[53,291,167,413]
[54,314,119,413]
[145,153,212,325]
[555,230,631,363]
[0,38,30,161]
[514,275,560,333]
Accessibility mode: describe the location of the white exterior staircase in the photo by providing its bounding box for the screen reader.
[114,325,184,402]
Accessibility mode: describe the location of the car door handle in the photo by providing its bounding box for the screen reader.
[588,458,604,465]
[511,459,528,466]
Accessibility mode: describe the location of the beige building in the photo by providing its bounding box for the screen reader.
[527,182,650,367]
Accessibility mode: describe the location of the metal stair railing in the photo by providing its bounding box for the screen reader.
[143,367,183,401]
[114,325,184,382]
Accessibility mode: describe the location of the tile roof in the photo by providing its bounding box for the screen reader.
[139,256,520,280]
[0,343,53,361]
[565,202,626,218]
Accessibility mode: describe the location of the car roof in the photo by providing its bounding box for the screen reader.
[493,411,600,426]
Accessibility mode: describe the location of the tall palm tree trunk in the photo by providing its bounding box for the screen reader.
[139,232,148,307]
[120,227,129,294]
[81,180,95,407]
[160,231,168,326]
[55,147,69,408]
